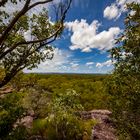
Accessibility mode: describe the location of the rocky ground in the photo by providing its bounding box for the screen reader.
[0,87,118,140]
[82,110,118,140]
[0,86,13,97]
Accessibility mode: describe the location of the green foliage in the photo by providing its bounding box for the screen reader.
[106,2,140,139]
[23,88,49,118]
[11,73,109,111]
[29,89,94,140]
[42,89,84,140]
[18,81,100,139]
[4,125,29,140]
[0,0,72,87]
[10,73,109,111]
[0,73,109,139]
[0,92,26,139]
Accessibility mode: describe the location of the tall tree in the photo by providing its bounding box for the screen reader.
[0,0,72,88]
[107,2,140,139]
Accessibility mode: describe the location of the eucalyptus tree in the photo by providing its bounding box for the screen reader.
[0,0,72,88]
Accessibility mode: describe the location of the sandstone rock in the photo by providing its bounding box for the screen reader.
[82,110,118,140]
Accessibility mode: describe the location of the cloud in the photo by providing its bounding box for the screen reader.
[104,0,140,20]
[24,48,72,73]
[86,62,94,70]
[96,60,113,68]
[104,4,119,20]
[65,19,121,52]
[70,63,79,70]
[86,62,94,66]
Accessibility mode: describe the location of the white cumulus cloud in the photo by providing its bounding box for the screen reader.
[24,48,72,73]
[65,19,121,52]
[96,60,113,68]
[104,0,140,20]
[104,4,119,19]
[104,4,119,20]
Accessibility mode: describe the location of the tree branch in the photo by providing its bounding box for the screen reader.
[0,0,53,46]
[27,0,53,11]
[0,0,31,45]
[0,0,72,88]
[60,0,72,22]
[0,0,72,59]
[0,24,62,60]
[0,0,8,7]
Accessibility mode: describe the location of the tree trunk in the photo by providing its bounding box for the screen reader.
[0,75,12,88]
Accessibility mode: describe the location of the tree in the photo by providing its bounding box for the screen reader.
[106,2,140,139]
[0,0,72,88]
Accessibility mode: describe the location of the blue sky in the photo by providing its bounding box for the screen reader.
[25,0,138,74]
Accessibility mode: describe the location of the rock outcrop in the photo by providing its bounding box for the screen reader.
[0,86,13,98]
[82,110,118,140]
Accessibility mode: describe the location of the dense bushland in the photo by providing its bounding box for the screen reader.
[12,73,109,110]
[0,73,107,139]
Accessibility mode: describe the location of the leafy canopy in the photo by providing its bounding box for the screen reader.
[107,2,140,139]
[0,0,72,88]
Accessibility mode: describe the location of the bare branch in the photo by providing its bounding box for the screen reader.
[60,0,72,22]
[28,0,53,11]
